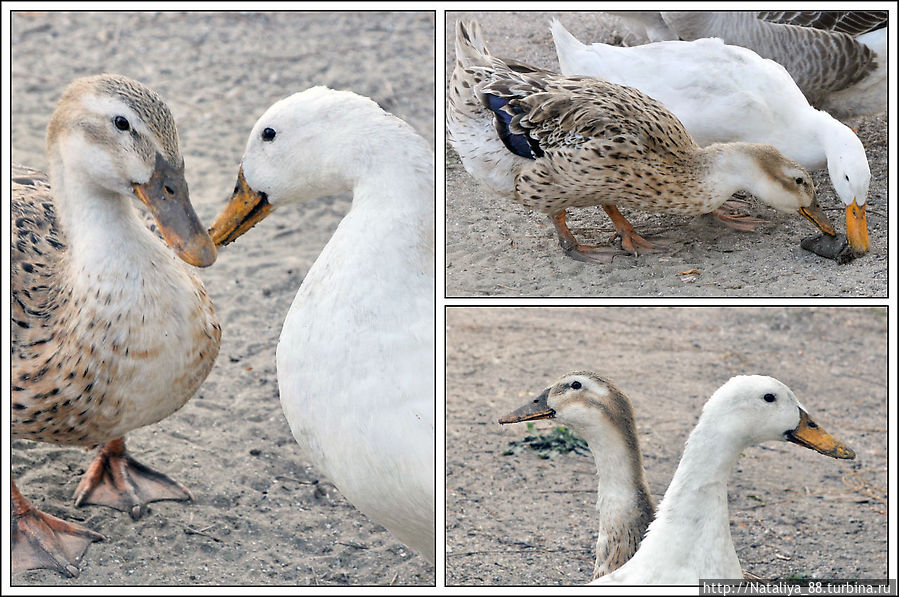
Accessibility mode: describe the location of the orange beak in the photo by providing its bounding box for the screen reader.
[785,409,856,460]
[208,168,272,247]
[845,198,869,255]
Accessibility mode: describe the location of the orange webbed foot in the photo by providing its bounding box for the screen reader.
[73,437,192,520]
[13,481,103,577]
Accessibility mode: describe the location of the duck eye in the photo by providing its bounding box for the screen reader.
[114,116,130,131]
[763,393,776,403]
[794,177,804,185]
[262,127,277,142]
[571,381,582,390]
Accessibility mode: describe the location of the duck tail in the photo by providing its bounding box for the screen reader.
[455,20,492,68]
[549,18,586,74]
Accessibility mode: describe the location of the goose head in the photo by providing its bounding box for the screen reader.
[700,375,855,460]
[498,372,640,446]
[46,74,215,267]
[209,86,390,247]
[731,145,836,236]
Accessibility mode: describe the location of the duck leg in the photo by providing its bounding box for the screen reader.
[711,197,768,232]
[550,211,620,263]
[12,478,104,577]
[73,437,192,520]
[601,205,662,254]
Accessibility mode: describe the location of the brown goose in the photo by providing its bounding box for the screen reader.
[12,74,220,577]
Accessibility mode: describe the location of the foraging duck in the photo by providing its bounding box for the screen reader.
[447,20,835,263]
[551,19,872,254]
[499,372,654,579]
[591,375,855,584]
[12,75,221,577]
[208,87,435,564]
[611,11,887,119]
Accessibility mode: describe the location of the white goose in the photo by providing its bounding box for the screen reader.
[208,87,435,565]
[551,19,872,254]
[499,372,655,579]
[591,375,855,584]
[610,11,887,120]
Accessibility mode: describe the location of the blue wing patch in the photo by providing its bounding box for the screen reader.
[483,94,544,159]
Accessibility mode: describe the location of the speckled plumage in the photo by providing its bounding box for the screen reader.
[11,165,219,444]
[11,75,220,577]
[12,77,219,446]
[447,20,828,261]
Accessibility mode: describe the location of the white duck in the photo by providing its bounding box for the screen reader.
[610,11,887,120]
[208,87,435,565]
[551,19,872,255]
[591,375,855,584]
[12,74,220,577]
[499,372,655,579]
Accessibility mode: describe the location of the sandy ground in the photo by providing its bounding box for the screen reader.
[444,11,889,297]
[445,307,887,585]
[10,11,435,586]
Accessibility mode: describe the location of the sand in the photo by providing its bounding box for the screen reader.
[445,307,887,584]
[444,11,888,297]
[10,10,434,586]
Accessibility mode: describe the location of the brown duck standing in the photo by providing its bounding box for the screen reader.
[12,74,221,577]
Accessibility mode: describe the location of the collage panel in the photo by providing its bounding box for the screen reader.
[10,10,435,586]
[445,306,888,585]
[445,11,887,298]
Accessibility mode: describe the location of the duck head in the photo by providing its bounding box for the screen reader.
[209,86,386,247]
[47,74,215,267]
[702,375,855,460]
[744,146,836,237]
[499,371,640,444]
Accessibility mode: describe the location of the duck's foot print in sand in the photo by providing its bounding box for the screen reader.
[13,481,104,577]
[73,437,193,520]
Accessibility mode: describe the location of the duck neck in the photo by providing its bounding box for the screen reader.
[336,135,435,272]
[47,144,178,302]
[701,143,780,207]
[577,422,655,578]
[646,414,744,559]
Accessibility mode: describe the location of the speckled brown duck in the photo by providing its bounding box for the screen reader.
[12,74,220,577]
[499,372,654,579]
[447,20,836,263]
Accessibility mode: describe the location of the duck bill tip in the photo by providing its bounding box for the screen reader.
[799,202,836,237]
[208,169,272,248]
[786,409,856,460]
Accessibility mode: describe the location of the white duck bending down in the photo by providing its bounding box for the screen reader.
[208,87,435,565]
[551,19,872,254]
[12,74,220,577]
[610,11,887,120]
[591,375,855,584]
[499,372,655,579]
[447,20,835,264]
